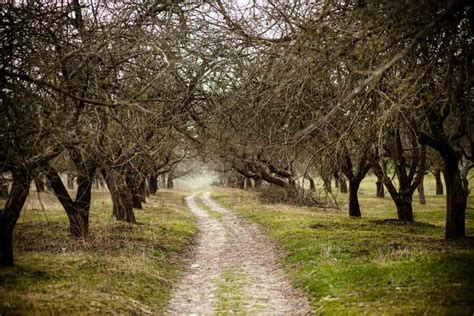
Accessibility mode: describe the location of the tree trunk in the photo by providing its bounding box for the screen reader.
[323,177,332,193]
[149,175,158,195]
[443,158,466,239]
[376,181,384,198]
[375,171,384,198]
[114,186,136,222]
[131,191,142,209]
[99,177,106,189]
[138,180,147,202]
[254,178,262,189]
[74,174,92,236]
[34,175,45,192]
[44,167,91,237]
[339,176,348,193]
[144,179,150,198]
[395,195,414,222]
[418,178,426,205]
[0,169,31,266]
[103,170,136,223]
[167,173,174,189]
[435,169,443,195]
[244,177,253,189]
[0,181,8,199]
[305,175,315,192]
[348,180,361,217]
[238,176,245,189]
[67,174,75,190]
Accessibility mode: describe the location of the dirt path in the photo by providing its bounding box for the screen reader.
[168,192,310,315]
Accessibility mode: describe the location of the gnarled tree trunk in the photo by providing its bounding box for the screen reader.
[149,175,158,195]
[45,167,92,237]
[418,177,426,205]
[339,176,348,193]
[34,174,45,192]
[167,172,174,189]
[443,157,466,239]
[0,169,31,266]
[394,195,414,222]
[304,175,315,192]
[104,170,136,223]
[323,177,332,193]
[376,180,384,198]
[434,169,443,195]
[0,179,8,199]
[67,174,75,190]
[348,179,362,217]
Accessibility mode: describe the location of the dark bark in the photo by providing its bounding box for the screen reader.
[418,177,426,205]
[373,164,417,223]
[104,170,136,223]
[376,181,384,198]
[348,180,361,217]
[125,176,142,209]
[435,169,444,195]
[339,176,348,193]
[149,175,158,194]
[254,178,262,189]
[323,177,332,193]
[74,174,92,235]
[0,169,31,266]
[305,175,315,192]
[443,157,466,238]
[333,172,339,188]
[167,173,174,189]
[375,172,385,197]
[0,181,8,199]
[395,195,414,221]
[138,180,147,201]
[143,179,150,198]
[131,192,142,209]
[419,134,467,239]
[67,174,75,190]
[341,148,372,217]
[44,167,91,237]
[376,131,425,222]
[34,175,45,192]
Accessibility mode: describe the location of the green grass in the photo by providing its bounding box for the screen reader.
[213,178,474,315]
[213,267,248,315]
[0,189,197,314]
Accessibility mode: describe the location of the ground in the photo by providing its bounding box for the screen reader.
[1,174,473,314]
[0,189,196,314]
[212,174,474,315]
[168,192,309,314]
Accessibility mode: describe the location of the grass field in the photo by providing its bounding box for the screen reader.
[212,174,474,315]
[0,189,197,314]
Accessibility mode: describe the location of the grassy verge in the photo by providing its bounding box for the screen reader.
[213,184,474,315]
[0,189,196,314]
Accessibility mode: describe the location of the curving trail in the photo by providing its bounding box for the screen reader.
[168,192,310,315]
